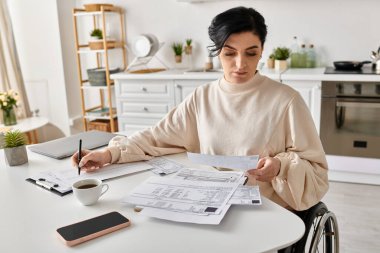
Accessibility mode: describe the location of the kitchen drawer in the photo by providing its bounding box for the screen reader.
[117,100,173,118]
[116,80,174,100]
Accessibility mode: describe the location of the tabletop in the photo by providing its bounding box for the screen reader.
[0,116,48,132]
[0,149,305,253]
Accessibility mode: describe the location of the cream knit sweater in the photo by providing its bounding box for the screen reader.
[107,72,329,211]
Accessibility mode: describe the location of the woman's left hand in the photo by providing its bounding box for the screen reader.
[246,157,281,182]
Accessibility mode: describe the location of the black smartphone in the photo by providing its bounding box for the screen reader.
[56,211,130,246]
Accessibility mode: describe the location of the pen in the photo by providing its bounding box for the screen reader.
[78,139,82,175]
[243,176,248,185]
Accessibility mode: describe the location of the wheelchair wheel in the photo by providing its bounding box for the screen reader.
[279,202,339,253]
[291,202,339,253]
[308,211,339,253]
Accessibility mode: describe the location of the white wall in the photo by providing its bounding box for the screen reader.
[78,0,380,68]
[7,0,72,139]
[57,0,83,134]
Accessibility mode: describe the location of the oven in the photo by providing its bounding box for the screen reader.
[320,81,380,158]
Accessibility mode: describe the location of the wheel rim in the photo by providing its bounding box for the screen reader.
[309,212,339,253]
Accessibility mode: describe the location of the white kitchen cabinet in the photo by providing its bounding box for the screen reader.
[114,76,215,135]
[115,79,176,136]
[281,80,322,134]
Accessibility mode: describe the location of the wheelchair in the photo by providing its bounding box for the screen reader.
[280,202,340,253]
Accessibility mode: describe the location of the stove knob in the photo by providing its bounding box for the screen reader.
[376,85,380,95]
[354,84,361,95]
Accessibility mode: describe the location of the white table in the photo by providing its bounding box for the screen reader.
[0,150,305,253]
[0,116,48,143]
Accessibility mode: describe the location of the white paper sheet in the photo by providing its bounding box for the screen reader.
[123,176,239,215]
[29,162,152,194]
[173,168,244,183]
[174,168,261,205]
[187,152,259,171]
[146,157,186,175]
[140,204,232,225]
[228,185,262,205]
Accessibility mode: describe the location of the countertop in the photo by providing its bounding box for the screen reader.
[281,68,380,82]
[111,68,282,80]
[111,68,380,82]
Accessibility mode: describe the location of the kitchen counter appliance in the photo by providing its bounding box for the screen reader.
[320,81,380,158]
[324,66,379,75]
[333,61,371,70]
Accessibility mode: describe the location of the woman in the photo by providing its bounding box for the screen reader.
[72,6,328,211]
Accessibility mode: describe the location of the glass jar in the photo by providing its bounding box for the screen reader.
[290,36,300,68]
[3,107,17,126]
[306,44,317,68]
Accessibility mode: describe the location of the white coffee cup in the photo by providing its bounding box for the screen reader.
[72,178,109,206]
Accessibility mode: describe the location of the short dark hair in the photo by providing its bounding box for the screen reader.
[208,6,267,56]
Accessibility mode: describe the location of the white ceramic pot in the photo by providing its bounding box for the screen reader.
[4,146,28,166]
[275,60,288,71]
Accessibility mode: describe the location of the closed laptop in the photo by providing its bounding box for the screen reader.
[28,130,121,159]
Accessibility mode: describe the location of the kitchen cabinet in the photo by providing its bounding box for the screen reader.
[114,78,216,136]
[115,79,175,136]
[115,80,212,136]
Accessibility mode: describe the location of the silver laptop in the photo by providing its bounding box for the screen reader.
[28,130,121,159]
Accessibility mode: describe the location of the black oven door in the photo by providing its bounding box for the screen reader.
[320,97,380,158]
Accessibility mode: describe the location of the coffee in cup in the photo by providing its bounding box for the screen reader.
[72,178,109,206]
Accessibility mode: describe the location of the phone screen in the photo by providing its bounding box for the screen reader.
[57,211,129,242]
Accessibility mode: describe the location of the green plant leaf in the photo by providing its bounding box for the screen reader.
[185,39,192,46]
[272,47,291,60]
[90,29,103,39]
[172,43,183,56]
[4,130,27,148]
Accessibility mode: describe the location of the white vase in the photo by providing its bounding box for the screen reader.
[4,146,28,166]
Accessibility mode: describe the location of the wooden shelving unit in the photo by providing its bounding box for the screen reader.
[72,5,126,132]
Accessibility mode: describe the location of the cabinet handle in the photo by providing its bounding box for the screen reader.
[141,87,147,92]
[143,107,149,112]
[175,84,182,89]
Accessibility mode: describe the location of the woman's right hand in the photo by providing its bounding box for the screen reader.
[71,149,112,172]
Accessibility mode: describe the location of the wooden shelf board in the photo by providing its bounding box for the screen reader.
[84,115,117,120]
[77,45,124,54]
[73,9,121,17]
[81,83,115,89]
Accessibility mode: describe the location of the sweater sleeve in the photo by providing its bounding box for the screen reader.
[106,90,200,164]
[272,93,329,211]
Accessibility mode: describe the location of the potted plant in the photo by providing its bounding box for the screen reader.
[3,130,28,166]
[172,43,183,63]
[184,39,192,55]
[90,28,103,40]
[267,53,275,69]
[88,28,115,50]
[272,47,291,71]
